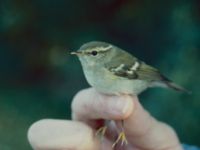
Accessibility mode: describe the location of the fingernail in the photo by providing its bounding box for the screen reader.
[111,96,134,118]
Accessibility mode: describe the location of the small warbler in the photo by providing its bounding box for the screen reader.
[71,41,189,147]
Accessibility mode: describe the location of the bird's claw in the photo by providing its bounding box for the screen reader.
[95,126,107,140]
[112,131,128,148]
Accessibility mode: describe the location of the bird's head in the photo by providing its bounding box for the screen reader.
[71,41,114,67]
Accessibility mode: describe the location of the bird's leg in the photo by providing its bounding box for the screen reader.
[95,126,107,138]
[95,120,109,141]
[112,120,128,148]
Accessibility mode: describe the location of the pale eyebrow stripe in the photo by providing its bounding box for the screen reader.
[86,45,113,52]
[97,45,112,51]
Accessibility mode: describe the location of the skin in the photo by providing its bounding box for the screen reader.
[28,88,183,150]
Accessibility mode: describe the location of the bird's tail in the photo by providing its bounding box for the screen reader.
[164,81,191,94]
[150,80,191,94]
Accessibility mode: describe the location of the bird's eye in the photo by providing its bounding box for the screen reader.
[91,51,98,56]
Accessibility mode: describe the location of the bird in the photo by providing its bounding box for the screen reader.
[71,41,190,147]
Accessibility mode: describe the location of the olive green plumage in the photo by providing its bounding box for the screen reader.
[71,41,190,95]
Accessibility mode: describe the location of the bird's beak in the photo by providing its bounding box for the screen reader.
[70,51,78,55]
[70,51,82,55]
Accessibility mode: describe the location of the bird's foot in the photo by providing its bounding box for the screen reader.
[112,131,128,148]
[95,126,107,139]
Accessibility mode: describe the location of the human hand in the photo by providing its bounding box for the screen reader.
[28,88,183,150]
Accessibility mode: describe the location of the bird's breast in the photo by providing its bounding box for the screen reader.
[82,65,149,95]
[83,66,114,88]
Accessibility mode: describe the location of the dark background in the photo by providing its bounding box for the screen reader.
[0,0,200,149]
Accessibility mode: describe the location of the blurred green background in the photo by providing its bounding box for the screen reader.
[0,0,200,149]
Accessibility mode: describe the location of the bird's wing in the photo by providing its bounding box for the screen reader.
[105,51,167,81]
[104,49,191,93]
[136,63,168,81]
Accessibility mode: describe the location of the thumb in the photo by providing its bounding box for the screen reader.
[28,119,100,150]
[122,96,181,150]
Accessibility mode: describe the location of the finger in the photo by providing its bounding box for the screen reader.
[71,88,182,150]
[72,88,134,121]
[120,97,182,150]
[28,119,101,150]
